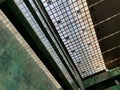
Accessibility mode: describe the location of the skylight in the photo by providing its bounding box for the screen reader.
[40,0,106,78]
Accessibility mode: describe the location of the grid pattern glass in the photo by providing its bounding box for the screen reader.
[41,0,106,78]
[0,10,61,88]
[29,0,76,78]
[14,0,74,83]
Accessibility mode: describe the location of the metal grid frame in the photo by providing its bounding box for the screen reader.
[28,0,77,78]
[14,0,74,83]
[41,0,106,78]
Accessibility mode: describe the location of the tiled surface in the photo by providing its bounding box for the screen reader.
[14,0,73,82]
[40,0,106,78]
[0,18,59,90]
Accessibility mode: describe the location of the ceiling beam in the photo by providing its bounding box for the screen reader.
[23,0,80,88]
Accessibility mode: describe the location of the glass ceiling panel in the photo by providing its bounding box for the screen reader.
[14,0,74,83]
[28,0,76,78]
[40,0,106,78]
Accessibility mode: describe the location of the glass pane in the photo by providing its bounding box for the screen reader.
[41,0,106,78]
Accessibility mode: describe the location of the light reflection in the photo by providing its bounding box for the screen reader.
[41,0,106,78]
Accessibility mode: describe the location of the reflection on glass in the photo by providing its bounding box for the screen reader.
[41,0,106,78]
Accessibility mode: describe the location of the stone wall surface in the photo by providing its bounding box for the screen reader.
[0,20,59,90]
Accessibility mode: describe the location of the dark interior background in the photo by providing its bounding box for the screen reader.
[87,0,120,69]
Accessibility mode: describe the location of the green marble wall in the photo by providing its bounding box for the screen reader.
[0,20,60,90]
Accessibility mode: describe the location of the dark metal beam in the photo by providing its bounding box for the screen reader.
[34,0,83,79]
[0,0,74,90]
[33,0,79,76]
[23,0,80,88]
[32,1,85,89]
[86,75,120,90]
[31,1,85,89]
[32,0,75,73]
